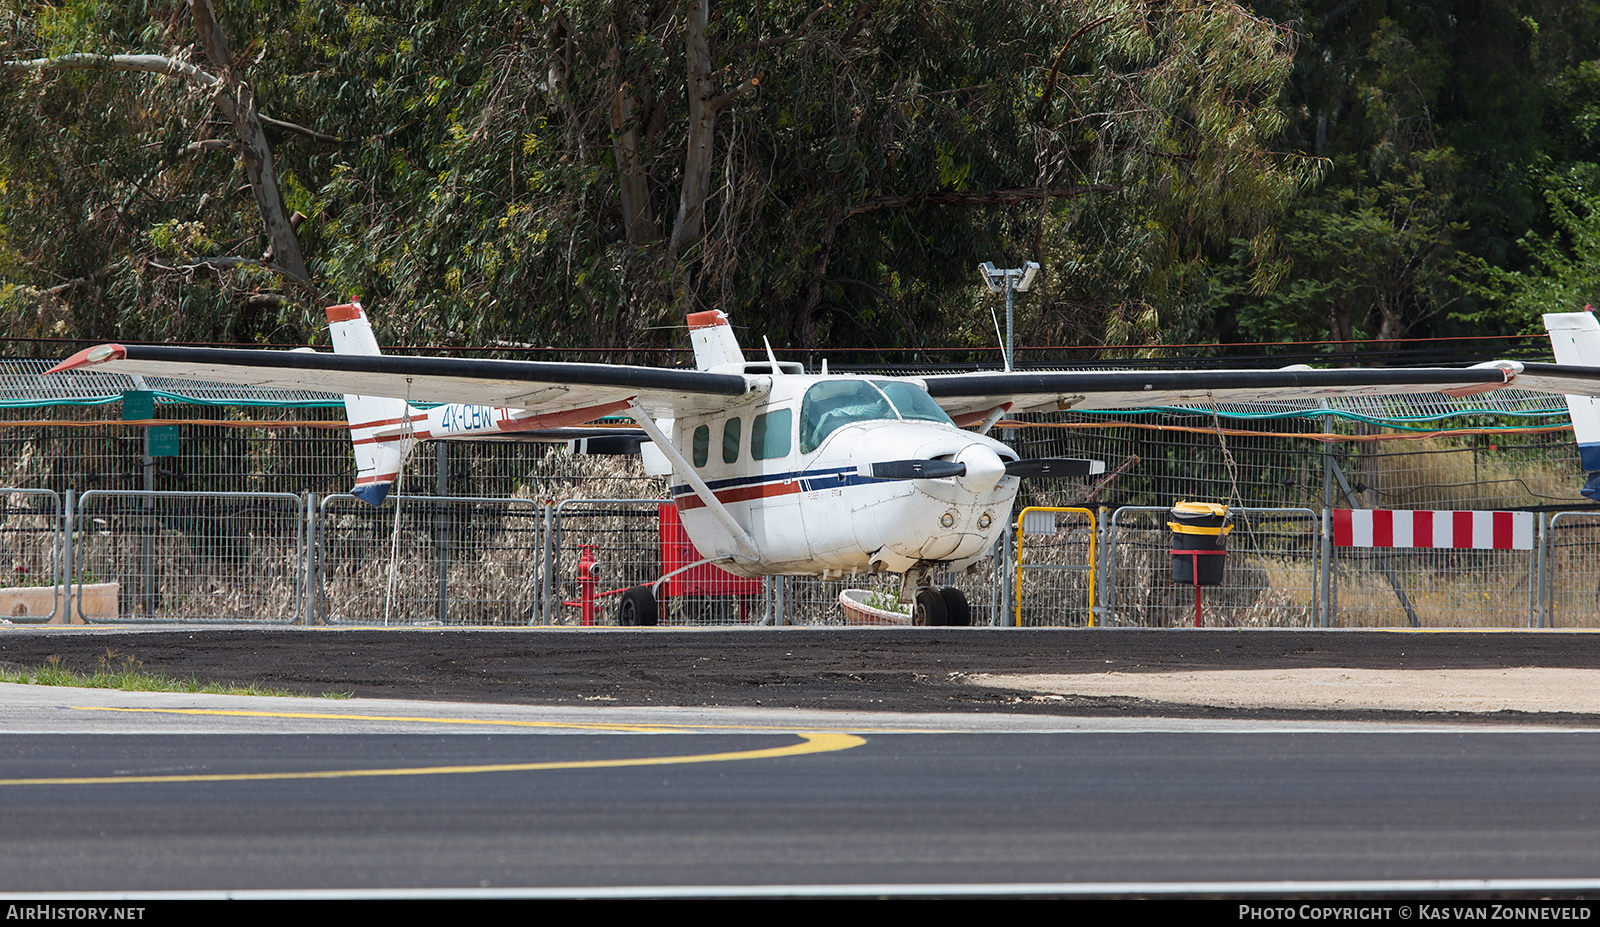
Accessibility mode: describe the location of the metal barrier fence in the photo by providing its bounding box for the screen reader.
[0,489,62,623]
[547,498,665,625]
[312,494,545,626]
[72,490,304,623]
[1329,543,1539,629]
[1013,507,1096,627]
[1540,512,1600,628]
[13,486,1600,627]
[1104,507,1320,628]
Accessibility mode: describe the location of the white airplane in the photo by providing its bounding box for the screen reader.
[46,304,1600,626]
[1541,311,1600,500]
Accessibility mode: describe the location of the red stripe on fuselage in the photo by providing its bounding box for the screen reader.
[349,413,428,431]
[674,480,800,511]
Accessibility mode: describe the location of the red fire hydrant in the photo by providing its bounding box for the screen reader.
[576,545,601,626]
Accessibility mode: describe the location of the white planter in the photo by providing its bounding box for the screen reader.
[838,588,914,626]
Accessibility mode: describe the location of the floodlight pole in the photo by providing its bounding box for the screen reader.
[978,261,1040,372]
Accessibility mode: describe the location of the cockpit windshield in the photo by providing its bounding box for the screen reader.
[799,379,954,453]
[873,380,956,426]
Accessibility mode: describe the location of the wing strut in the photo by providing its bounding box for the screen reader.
[624,400,760,562]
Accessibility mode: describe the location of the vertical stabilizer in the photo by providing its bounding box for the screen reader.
[1544,310,1600,500]
[327,302,417,506]
[686,310,745,370]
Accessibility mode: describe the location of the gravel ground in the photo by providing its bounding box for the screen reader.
[3,626,1600,723]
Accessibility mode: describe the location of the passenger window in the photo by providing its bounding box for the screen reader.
[722,417,742,464]
[751,409,792,461]
[692,424,710,467]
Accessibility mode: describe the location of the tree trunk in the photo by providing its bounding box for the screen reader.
[667,0,756,301]
[609,41,656,246]
[190,0,308,282]
[793,207,845,349]
[669,0,716,266]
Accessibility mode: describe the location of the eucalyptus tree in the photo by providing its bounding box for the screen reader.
[0,0,323,342]
[0,0,1316,355]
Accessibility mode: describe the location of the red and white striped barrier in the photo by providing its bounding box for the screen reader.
[1332,509,1533,550]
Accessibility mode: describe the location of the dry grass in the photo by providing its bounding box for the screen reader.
[1347,436,1577,510]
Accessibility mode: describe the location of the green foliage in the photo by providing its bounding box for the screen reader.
[1234,152,1471,347]
[0,0,1316,355]
[1225,0,1600,349]
[1474,162,1600,329]
[12,0,1596,356]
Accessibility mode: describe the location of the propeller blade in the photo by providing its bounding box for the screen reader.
[1004,457,1106,479]
[867,459,968,480]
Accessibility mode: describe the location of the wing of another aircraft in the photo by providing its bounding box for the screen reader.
[46,343,756,418]
[52,344,1600,422]
[913,362,1600,419]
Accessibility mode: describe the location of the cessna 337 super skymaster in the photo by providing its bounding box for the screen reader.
[45,304,1600,625]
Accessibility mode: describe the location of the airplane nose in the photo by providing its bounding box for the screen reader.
[955,444,1007,494]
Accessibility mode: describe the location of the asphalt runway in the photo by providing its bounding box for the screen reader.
[4,628,1600,896]
[2,685,1600,895]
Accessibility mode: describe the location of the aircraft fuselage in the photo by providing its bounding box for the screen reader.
[664,373,1021,577]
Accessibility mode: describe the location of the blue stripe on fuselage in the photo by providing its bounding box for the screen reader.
[669,466,900,498]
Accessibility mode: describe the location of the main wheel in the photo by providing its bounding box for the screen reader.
[617,585,658,627]
[938,586,971,626]
[913,587,947,627]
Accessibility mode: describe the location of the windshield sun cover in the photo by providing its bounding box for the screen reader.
[800,379,954,453]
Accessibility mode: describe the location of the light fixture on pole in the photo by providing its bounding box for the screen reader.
[978,260,1040,372]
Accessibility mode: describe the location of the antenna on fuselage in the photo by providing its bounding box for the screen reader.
[820,359,828,375]
[763,337,785,376]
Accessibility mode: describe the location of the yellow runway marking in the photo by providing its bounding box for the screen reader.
[70,705,939,734]
[0,732,865,786]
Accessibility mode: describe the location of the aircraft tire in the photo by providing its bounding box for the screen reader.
[939,586,971,626]
[617,585,658,627]
[913,587,948,627]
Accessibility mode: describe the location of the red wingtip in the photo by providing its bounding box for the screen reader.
[45,343,126,376]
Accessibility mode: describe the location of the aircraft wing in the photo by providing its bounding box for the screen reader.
[46,344,755,418]
[913,362,1600,419]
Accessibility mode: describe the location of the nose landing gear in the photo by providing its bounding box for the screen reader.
[913,586,971,627]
